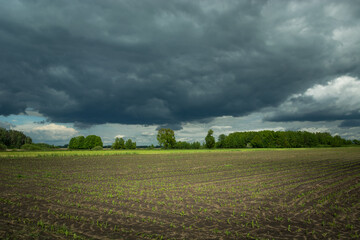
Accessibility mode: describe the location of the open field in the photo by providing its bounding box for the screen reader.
[1,148,360,239]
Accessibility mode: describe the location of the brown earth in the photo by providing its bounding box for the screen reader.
[1,148,360,239]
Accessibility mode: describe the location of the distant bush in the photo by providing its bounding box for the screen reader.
[21,143,57,151]
[174,141,201,149]
[92,146,103,151]
[21,144,42,151]
[147,144,155,149]
[0,143,7,151]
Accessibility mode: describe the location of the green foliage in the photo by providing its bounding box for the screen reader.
[125,139,136,149]
[21,143,43,151]
[69,135,102,149]
[84,135,103,149]
[0,143,7,151]
[251,135,264,148]
[216,134,226,148]
[331,136,343,147]
[92,146,103,151]
[68,136,85,149]
[112,137,125,149]
[216,130,351,148]
[174,141,202,149]
[205,129,215,149]
[157,128,176,149]
[175,141,190,149]
[191,141,201,149]
[0,127,32,148]
[21,143,56,151]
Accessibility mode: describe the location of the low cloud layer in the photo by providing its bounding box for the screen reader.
[0,121,14,129]
[1,1,360,128]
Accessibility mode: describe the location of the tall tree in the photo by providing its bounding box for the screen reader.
[112,137,125,149]
[205,129,215,149]
[216,134,226,148]
[68,136,85,149]
[0,127,32,148]
[125,139,136,149]
[157,128,176,149]
[84,135,103,149]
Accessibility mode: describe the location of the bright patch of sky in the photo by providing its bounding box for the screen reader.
[0,113,45,127]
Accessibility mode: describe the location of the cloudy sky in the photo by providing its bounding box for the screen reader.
[1,0,360,145]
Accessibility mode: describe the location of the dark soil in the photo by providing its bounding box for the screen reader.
[1,148,360,239]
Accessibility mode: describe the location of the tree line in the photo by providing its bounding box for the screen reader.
[1,126,359,151]
[157,128,358,149]
[0,127,32,150]
[212,130,353,148]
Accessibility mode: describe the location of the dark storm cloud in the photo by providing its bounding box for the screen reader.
[156,123,183,131]
[339,120,360,128]
[1,0,360,126]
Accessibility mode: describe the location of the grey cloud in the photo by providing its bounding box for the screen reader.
[339,120,360,128]
[1,1,360,127]
[156,123,183,131]
[267,109,360,122]
[33,120,49,125]
[73,122,93,130]
[0,121,15,129]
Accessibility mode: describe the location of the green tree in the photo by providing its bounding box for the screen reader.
[112,137,125,149]
[251,134,264,148]
[157,128,176,149]
[205,129,215,149]
[0,128,32,148]
[216,134,226,148]
[191,141,201,149]
[0,128,8,146]
[68,136,85,149]
[68,137,76,149]
[175,141,191,149]
[331,135,343,147]
[125,139,136,149]
[0,143,7,151]
[204,130,348,149]
[84,135,103,149]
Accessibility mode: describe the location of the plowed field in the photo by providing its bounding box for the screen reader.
[1,148,360,239]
